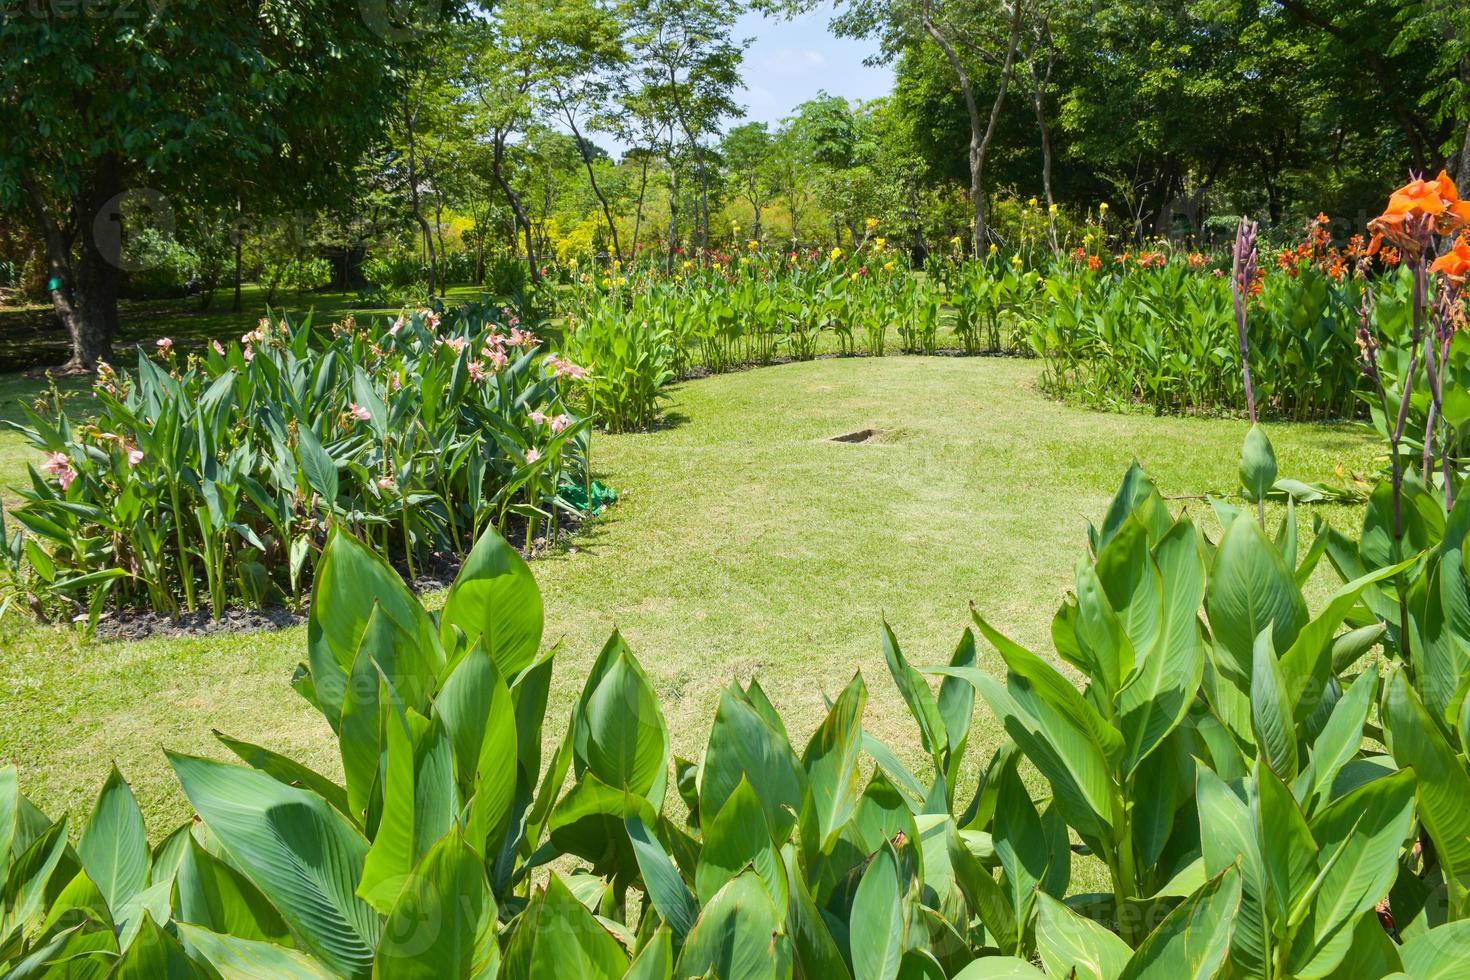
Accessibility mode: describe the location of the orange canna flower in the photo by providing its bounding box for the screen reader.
[1371,171,1470,259]
[1431,242,1470,284]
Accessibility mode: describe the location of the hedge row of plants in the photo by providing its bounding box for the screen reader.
[0,301,594,624]
[2,435,1469,977]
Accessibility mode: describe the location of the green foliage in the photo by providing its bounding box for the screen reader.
[3,452,1468,975]
[0,304,590,620]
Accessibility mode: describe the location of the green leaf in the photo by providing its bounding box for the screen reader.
[440,527,544,679]
[700,688,807,843]
[800,672,867,854]
[77,765,150,912]
[851,844,904,980]
[1400,920,1470,978]
[502,874,630,979]
[624,926,674,980]
[176,922,339,979]
[168,752,379,978]
[1240,424,1277,503]
[1305,669,1376,810]
[175,837,292,944]
[950,957,1047,978]
[992,760,1050,945]
[1206,515,1308,684]
[297,423,339,505]
[307,528,440,733]
[676,871,793,980]
[434,644,518,856]
[881,620,948,758]
[1287,770,1416,976]
[375,832,499,979]
[1382,669,1470,920]
[626,816,698,941]
[576,637,669,805]
[1118,866,1242,980]
[1116,517,1205,774]
[1035,892,1133,980]
[111,912,208,978]
[1254,762,1317,933]
[359,706,457,915]
[696,777,786,908]
[1251,629,1298,783]
[1195,767,1270,979]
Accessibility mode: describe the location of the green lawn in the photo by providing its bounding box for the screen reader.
[0,355,1377,839]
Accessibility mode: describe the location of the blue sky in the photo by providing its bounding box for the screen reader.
[732,6,895,130]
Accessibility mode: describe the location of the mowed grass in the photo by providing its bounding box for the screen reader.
[0,355,1378,840]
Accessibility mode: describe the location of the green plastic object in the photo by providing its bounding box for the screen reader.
[560,479,617,515]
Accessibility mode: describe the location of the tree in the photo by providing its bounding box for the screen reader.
[628,0,749,255]
[0,0,413,371]
[721,123,777,239]
[829,0,1028,253]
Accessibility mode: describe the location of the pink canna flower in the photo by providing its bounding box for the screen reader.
[212,340,226,356]
[468,360,487,382]
[546,355,588,380]
[348,403,371,422]
[529,410,549,425]
[389,315,408,336]
[155,337,173,355]
[126,447,144,467]
[42,451,77,490]
[489,349,509,371]
[525,448,540,464]
[550,414,572,434]
[377,475,396,490]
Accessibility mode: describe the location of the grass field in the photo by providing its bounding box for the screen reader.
[0,354,1378,839]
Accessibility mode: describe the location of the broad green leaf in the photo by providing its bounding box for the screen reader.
[1206,515,1308,684]
[1399,920,1470,978]
[175,837,292,944]
[1116,517,1205,774]
[168,752,379,978]
[1251,629,1298,783]
[1036,892,1133,980]
[1306,669,1376,810]
[696,778,785,908]
[881,621,948,758]
[547,773,656,880]
[297,423,339,505]
[850,845,904,980]
[624,926,673,980]
[1254,762,1317,932]
[111,912,208,978]
[993,760,1050,941]
[784,846,852,980]
[950,957,1047,978]
[626,816,698,941]
[1196,767,1270,979]
[700,688,807,843]
[1382,669,1470,920]
[434,643,517,855]
[502,874,629,979]
[213,732,351,819]
[440,527,544,678]
[577,639,669,805]
[375,832,499,980]
[308,528,439,732]
[677,871,793,980]
[1239,424,1277,503]
[77,765,150,912]
[1093,514,1161,682]
[359,703,456,915]
[1118,866,1242,980]
[1287,770,1415,976]
[176,921,339,979]
[800,672,867,853]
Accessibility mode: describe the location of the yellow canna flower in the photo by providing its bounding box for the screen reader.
[830,247,844,261]
[1029,197,1039,208]
[1099,202,1109,213]
[1048,203,1058,215]
[988,243,999,256]
[873,237,886,253]
[682,259,694,270]
[747,239,759,251]
[883,260,895,272]
[1010,254,1023,266]
[949,235,962,247]
[865,217,879,232]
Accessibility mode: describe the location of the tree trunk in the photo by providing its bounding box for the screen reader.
[1457,118,1470,198]
[631,154,650,257]
[562,104,623,261]
[924,0,1025,254]
[666,163,680,273]
[1027,56,1056,252]
[21,165,118,372]
[748,173,763,241]
[403,97,437,296]
[492,130,541,283]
